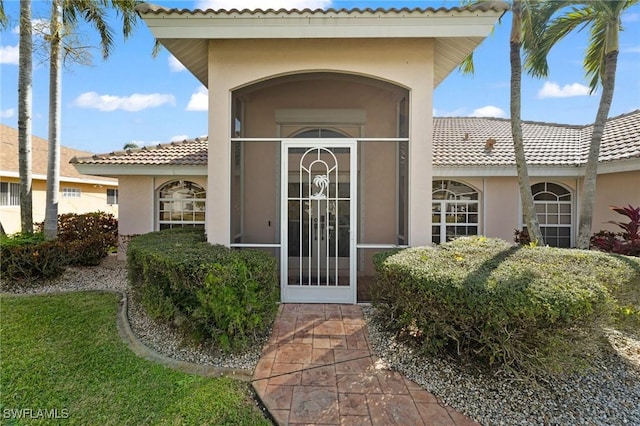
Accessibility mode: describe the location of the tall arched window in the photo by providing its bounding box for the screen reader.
[158,180,206,230]
[432,180,480,244]
[530,182,572,248]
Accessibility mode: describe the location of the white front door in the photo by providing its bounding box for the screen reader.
[281,140,357,303]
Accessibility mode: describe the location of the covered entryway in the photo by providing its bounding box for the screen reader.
[281,140,357,303]
[135,1,508,304]
[227,73,414,304]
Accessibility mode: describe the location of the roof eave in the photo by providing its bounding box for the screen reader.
[137,3,507,88]
[72,164,208,177]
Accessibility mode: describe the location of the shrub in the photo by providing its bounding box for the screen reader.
[0,233,68,284]
[371,237,629,375]
[127,228,279,352]
[1,213,119,285]
[591,205,640,257]
[37,212,118,265]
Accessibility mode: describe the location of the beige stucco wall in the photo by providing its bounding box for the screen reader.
[479,177,581,244]
[116,175,207,259]
[452,174,640,246]
[592,171,640,233]
[0,177,117,235]
[208,37,434,246]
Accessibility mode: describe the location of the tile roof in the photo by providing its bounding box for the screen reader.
[0,124,116,184]
[71,110,639,168]
[434,110,640,167]
[136,1,509,17]
[70,138,208,166]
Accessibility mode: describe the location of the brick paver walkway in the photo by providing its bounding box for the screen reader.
[251,304,480,425]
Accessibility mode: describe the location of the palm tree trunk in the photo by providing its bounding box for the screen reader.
[576,50,618,249]
[18,0,33,234]
[510,0,543,245]
[44,0,63,240]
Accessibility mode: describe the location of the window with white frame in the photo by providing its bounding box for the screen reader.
[432,180,480,244]
[107,188,118,205]
[0,182,20,206]
[528,182,572,248]
[62,187,81,198]
[158,180,206,230]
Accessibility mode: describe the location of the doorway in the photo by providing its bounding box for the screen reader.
[281,140,357,303]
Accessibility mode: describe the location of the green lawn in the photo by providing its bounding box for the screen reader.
[0,292,271,425]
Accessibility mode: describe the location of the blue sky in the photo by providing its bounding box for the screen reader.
[1,0,639,154]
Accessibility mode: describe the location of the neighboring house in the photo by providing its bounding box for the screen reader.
[0,124,118,235]
[72,2,639,304]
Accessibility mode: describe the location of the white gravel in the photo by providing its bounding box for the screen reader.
[363,306,640,426]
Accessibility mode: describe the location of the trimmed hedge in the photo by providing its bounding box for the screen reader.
[371,237,636,373]
[127,228,280,352]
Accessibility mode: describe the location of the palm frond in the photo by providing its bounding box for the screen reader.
[525,5,593,78]
[459,53,475,75]
[584,18,608,93]
[0,0,8,30]
[152,39,163,58]
[109,0,139,39]
[77,1,114,59]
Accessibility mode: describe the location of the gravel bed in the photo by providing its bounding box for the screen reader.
[1,255,265,372]
[5,257,639,425]
[363,306,640,426]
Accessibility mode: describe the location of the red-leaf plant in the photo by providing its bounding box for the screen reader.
[591,205,640,257]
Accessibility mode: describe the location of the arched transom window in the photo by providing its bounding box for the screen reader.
[432,180,480,244]
[529,182,572,248]
[158,180,206,230]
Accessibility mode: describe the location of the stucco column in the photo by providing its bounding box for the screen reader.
[408,44,434,247]
[207,41,231,246]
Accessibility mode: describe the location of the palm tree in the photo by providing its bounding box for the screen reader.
[43,0,139,240]
[526,0,639,249]
[509,0,546,245]
[123,142,140,149]
[18,0,34,234]
[461,0,556,245]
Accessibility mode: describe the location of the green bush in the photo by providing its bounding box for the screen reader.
[0,233,69,283]
[127,228,280,352]
[371,236,634,374]
[1,213,119,285]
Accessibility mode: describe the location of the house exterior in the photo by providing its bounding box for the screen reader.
[72,2,639,304]
[0,124,118,235]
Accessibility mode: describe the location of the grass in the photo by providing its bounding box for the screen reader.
[0,292,271,425]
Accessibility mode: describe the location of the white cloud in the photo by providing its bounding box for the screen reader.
[129,139,163,147]
[434,107,467,117]
[1,108,15,118]
[168,55,186,72]
[196,0,332,10]
[622,45,640,53]
[622,12,639,23]
[73,92,176,112]
[538,81,591,99]
[470,105,506,118]
[0,45,19,65]
[12,19,51,36]
[186,86,208,111]
[171,134,190,142]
